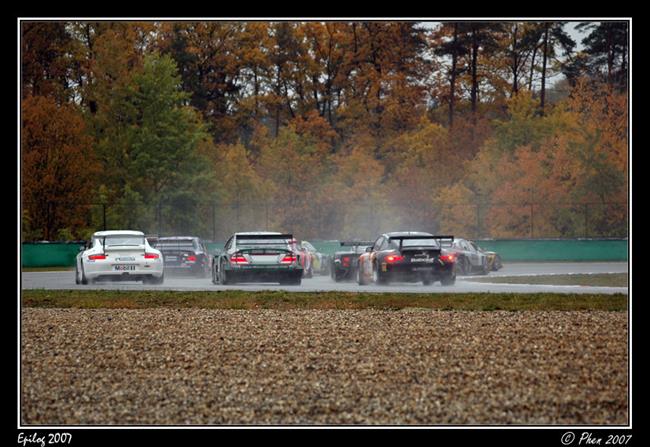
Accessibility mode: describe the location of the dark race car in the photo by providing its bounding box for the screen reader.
[357,232,456,286]
[448,237,489,275]
[212,232,303,285]
[330,241,373,282]
[154,236,211,277]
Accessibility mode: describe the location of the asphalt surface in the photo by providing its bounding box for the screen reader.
[21,262,628,294]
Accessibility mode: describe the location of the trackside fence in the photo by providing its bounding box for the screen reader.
[21,238,628,268]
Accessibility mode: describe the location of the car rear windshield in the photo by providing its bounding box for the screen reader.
[101,236,145,246]
[157,240,197,250]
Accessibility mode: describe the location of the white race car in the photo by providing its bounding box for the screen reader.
[75,230,164,284]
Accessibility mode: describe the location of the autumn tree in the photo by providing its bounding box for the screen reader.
[22,95,97,240]
[21,22,73,102]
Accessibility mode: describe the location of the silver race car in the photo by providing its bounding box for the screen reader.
[212,232,304,285]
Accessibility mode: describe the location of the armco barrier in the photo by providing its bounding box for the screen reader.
[473,239,628,262]
[309,239,628,262]
[21,238,628,268]
[22,242,85,268]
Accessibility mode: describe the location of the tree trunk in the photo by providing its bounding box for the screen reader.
[449,23,458,128]
[606,24,614,87]
[540,23,549,115]
[512,24,519,96]
[528,44,537,92]
[470,27,479,118]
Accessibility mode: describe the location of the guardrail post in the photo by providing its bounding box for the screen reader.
[212,203,216,241]
[102,203,106,231]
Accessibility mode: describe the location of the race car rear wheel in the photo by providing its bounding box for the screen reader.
[146,273,164,285]
[357,263,369,285]
[75,263,81,285]
[458,257,470,275]
[441,275,456,286]
[373,263,389,285]
[479,259,489,275]
[80,264,89,285]
[211,264,218,284]
[219,262,231,285]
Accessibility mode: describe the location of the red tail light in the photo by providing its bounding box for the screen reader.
[88,254,107,260]
[385,255,404,263]
[440,254,456,263]
[186,255,197,262]
[230,254,248,264]
[144,253,159,259]
[342,256,350,267]
[280,255,297,264]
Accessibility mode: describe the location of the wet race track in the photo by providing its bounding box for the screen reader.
[22,262,628,294]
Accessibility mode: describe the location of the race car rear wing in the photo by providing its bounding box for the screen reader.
[340,241,374,247]
[432,235,454,247]
[235,234,294,245]
[387,235,454,250]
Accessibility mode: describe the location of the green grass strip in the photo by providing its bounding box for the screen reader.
[465,273,628,287]
[21,289,627,312]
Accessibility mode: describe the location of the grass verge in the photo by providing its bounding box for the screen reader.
[465,273,628,287]
[21,289,627,311]
[21,267,74,272]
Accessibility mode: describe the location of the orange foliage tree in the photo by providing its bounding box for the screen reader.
[22,95,97,240]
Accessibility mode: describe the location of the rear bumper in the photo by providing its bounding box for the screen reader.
[84,261,163,280]
[332,265,355,278]
[382,262,454,280]
[225,265,303,282]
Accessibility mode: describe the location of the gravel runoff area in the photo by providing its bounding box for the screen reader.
[21,308,628,425]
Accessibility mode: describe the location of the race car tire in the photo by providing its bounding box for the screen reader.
[147,273,164,285]
[357,263,369,285]
[280,274,301,285]
[441,275,456,286]
[219,261,232,285]
[492,255,503,271]
[422,276,433,286]
[458,257,470,276]
[211,263,218,284]
[75,263,81,285]
[80,264,89,285]
[479,259,489,275]
[333,271,345,282]
[373,262,389,285]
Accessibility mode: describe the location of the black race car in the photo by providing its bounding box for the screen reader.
[330,241,373,282]
[154,236,212,277]
[357,232,456,286]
